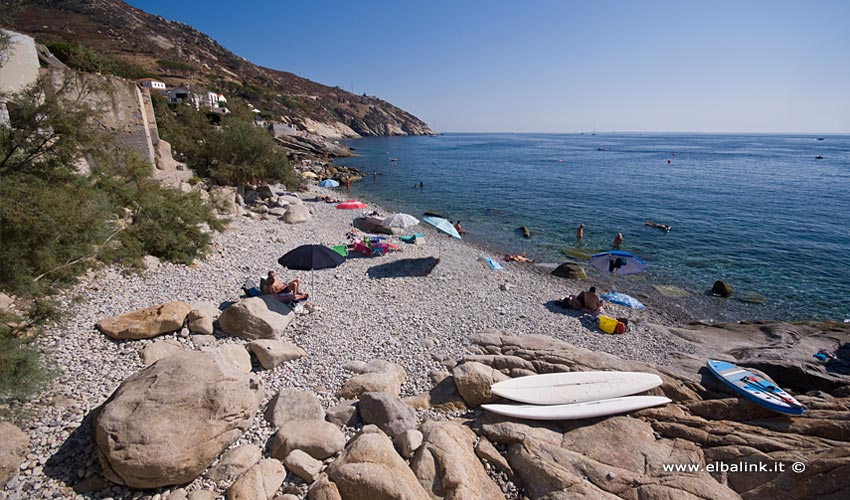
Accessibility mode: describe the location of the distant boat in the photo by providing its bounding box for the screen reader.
[597,147,610,151]
[817,137,825,141]
[389,157,399,162]
[815,155,824,159]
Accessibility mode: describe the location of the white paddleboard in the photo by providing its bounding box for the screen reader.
[482,396,671,420]
[491,371,663,405]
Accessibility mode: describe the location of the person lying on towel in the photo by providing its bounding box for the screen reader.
[263,270,308,301]
[563,286,604,315]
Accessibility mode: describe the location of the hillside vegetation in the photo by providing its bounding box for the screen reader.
[3,0,434,138]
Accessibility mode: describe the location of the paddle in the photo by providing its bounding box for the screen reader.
[739,376,803,407]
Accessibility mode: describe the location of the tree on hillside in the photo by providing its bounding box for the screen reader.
[152,96,300,192]
[1,77,223,295]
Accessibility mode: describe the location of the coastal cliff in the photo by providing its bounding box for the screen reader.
[3,0,435,142]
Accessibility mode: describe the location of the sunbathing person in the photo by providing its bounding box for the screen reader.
[454,220,466,235]
[563,286,604,315]
[263,271,308,301]
[505,252,534,263]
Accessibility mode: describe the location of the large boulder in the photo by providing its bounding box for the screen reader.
[711,280,734,297]
[325,399,361,428]
[451,361,510,407]
[96,301,192,340]
[358,392,417,439]
[0,422,28,487]
[551,262,587,280]
[308,475,343,500]
[247,340,307,370]
[282,204,311,224]
[255,185,275,200]
[218,296,295,340]
[187,302,218,335]
[468,330,850,500]
[139,339,185,366]
[337,359,407,399]
[264,389,325,429]
[326,426,431,500]
[201,344,252,373]
[208,444,262,486]
[225,458,286,500]
[270,420,346,460]
[278,195,303,206]
[284,449,323,483]
[411,420,504,499]
[94,352,263,488]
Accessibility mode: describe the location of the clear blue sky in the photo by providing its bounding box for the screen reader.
[127,0,850,133]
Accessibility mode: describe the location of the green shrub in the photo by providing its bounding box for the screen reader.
[152,96,300,190]
[0,333,48,398]
[119,183,225,264]
[0,174,111,295]
[44,41,146,79]
[0,302,60,398]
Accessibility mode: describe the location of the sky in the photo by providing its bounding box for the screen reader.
[126,0,850,134]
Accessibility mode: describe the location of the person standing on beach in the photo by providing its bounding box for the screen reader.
[612,232,623,249]
[345,177,351,192]
[576,224,584,241]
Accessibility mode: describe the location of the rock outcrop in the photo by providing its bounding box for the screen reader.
[411,420,504,499]
[217,296,295,340]
[270,420,345,461]
[247,340,307,369]
[465,330,850,500]
[225,458,286,500]
[326,426,431,500]
[94,352,263,488]
[96,301,192,340]
[551,262,587,280]
[0,422,28,487]
[337,359,407,398]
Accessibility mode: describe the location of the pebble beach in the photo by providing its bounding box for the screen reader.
[6,186,698,499]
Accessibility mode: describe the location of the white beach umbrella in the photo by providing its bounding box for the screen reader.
[381,213,420,229]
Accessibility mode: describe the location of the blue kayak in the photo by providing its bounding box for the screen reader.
[706,360,805,415]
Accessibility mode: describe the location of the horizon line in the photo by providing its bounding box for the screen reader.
[427,131,849,136]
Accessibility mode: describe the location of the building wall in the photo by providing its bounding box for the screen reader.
[44,67,157,166]
[0,30,40,94]
[0,30,41,126]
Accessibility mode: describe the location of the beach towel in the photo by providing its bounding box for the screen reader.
[399,233,425,243]
[601,291,646,310]
[478,255,503,270]
[242,278,262,297]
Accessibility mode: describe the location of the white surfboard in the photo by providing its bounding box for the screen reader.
[491,371,663,405]
[482,396,671,420]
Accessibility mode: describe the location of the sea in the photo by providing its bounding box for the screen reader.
[339,133,850,323]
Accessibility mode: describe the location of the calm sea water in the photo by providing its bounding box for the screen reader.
[340,133,850,322]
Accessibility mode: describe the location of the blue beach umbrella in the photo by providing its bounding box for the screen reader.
[422,216,461,239]
[589,250,647,288]
[319,179,340,188]
[588,250,647,275]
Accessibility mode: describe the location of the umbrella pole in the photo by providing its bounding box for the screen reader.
[611,269,618,292]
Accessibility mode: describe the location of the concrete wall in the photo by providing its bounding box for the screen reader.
[0,30,40,94]
[43,67,157,166]
[0,30,41,126]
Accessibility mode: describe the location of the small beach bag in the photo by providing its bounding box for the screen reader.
[598,315,618,334]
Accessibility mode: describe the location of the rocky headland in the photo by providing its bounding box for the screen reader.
[1,187,848,500]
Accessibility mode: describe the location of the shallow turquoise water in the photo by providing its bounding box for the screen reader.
[340,133,850,322]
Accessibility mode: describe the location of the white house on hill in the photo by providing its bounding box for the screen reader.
[136,78,166,90]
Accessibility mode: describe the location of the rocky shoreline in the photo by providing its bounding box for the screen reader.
[2,186,848,500]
